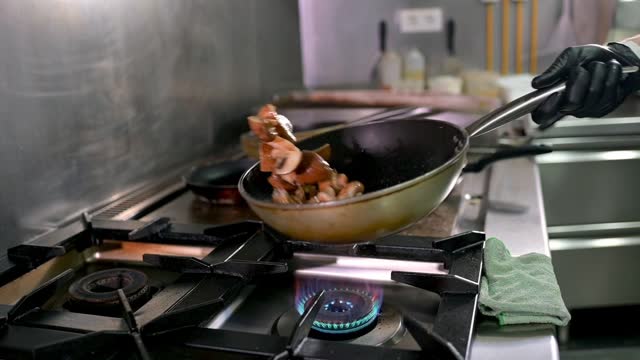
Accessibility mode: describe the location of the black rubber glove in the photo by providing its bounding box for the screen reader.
[531,43,640,129]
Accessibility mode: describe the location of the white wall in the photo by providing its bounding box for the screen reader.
[299,0,566,88]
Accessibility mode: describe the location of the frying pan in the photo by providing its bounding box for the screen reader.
[185,158,256,205]
[239,67,636,243]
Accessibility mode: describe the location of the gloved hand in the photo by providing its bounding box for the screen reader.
[531,43,640,128]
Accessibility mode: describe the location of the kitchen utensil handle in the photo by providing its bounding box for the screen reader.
[379,20,387,53]
[446,19,455,56]
[294,107,420,141]
[465,65,639,137]
[463,144,552,173]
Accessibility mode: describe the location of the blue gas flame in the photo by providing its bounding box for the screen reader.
[295,278,383,334]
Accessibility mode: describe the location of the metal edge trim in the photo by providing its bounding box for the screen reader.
[553,117,640,128]
[548,221,640,237]
[550,236,640,251]
[535,150,640,164]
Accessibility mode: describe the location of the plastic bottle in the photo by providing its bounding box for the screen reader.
[379,50,402,91]
[403,47,426,92]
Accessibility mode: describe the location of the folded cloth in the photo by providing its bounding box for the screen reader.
[479,238,571,326]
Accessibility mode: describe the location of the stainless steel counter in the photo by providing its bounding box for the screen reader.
[467,76,559,359]
[136,147,558,359]
[136,158,557,359]
[465,158,558,360]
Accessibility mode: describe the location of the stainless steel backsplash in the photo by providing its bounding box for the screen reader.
[0,0,302,254]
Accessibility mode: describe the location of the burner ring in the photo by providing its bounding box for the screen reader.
[67,268,150,315]
[275,306,404,346]
[300,289,379,335]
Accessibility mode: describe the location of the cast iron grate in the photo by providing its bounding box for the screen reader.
[0,219,483,360]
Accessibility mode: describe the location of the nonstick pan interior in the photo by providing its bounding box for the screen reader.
[242,119,467,202]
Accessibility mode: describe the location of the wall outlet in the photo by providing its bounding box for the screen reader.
[397,8,443,33]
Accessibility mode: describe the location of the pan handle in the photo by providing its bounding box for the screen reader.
[463,144,552,173]
[465,66,639,137]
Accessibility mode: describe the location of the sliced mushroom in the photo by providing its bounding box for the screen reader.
[257,104,278,119]
[318,179,333,193]
[260,143,277,172]
[280,172,298,185]
[295,151,333,185]
[308,183,334,203]
[292,186,306,203]
[248,116,276,142]
[303,184,318,198]
[321,172,348,192]
[313,143,332,161]
[337,181,365,200]
[272,188,294,204]
[257,105,296,143]
[268,136,298,151]
[272,148,303,175]
[268,174,297,191]
[267,137,303,175]
[320,186,336,198]
[332,173,349,191]
[253,103,366,204]
[272,114,297,143]
[316,190,336,202]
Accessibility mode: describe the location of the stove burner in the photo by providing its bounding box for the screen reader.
[67,268,151,316]
[276,305,405,346]
[297,289,381,335]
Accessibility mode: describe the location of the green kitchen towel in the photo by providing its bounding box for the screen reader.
[479,238,571,326]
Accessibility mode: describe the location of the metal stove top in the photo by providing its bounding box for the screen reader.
[0,192,485,360]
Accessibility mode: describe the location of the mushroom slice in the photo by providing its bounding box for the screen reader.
[313,144,332,161]
[258,104,278,119]
[260,143,277,172]
[257,105,296,143]
[267,137,303,175]
[292,186,306,203]
[248,116,276,142]
[280,172,298,185]
[337,181,365,200]
[318,179,333,193]
[303,185,318,198]
[260,138,300,173]
[268,174,297,191]
[316,190,336,202]
[320,186,336,198]
[295,151,333,185]
[272,114,296,143]
[332,173,349,191]
[272,149,303,175]
[272,188,294,204]
[268,136,298,151]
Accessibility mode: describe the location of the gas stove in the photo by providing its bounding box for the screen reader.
[0,196,484,360]
[0,218,483,360]
[0,110,488,359]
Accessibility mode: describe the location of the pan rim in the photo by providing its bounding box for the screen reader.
[185,158,257,188]
[238,118,469,210]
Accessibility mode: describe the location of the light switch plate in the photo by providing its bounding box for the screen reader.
[397,8,443,33]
